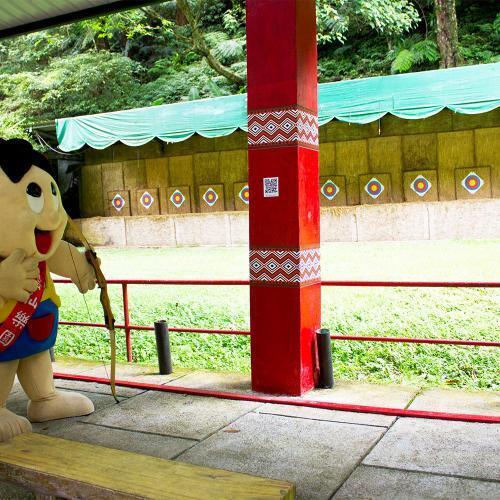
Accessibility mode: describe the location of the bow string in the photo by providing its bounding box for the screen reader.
[66,217,118,403]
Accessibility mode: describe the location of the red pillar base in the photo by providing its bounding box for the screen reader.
[250,284,321,395]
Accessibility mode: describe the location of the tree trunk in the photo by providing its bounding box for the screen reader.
[176,6,188,26]
[95,36,109,51]
[176,0,245,86]
[123,38,131,58]
[435,0,459,68]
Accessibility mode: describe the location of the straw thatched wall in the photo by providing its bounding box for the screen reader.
[80,108,500,219]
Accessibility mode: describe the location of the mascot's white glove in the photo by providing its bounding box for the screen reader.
[47,241,97,295]
[0,249,38,306]
[68,247,98,294]
[73,258,97,294]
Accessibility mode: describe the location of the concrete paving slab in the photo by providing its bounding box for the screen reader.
[166,370,252,392]
[84,391,261,440]
[255,403,395,427]
[178,412,386,500]
[45,422,197,460]
[306,381,419,409]
[54,378,145,398]
[83,363,188,385]
[409,387,500,416]
[364,418,500,481]
[334,465,500,499]
[52,357,103,374]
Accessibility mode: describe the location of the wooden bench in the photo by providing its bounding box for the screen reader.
[0,433,295,499]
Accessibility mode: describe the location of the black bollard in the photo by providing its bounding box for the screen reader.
[316,328,334,388]
[154,320,173,375]
[49,347,55,362]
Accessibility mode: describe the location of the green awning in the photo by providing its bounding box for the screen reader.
[56,63,500,152]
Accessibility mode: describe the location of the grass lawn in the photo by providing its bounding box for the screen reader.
[54,240,500,391]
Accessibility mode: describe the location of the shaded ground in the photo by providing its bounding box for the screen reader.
[2,359,499,499]
[54,240,499,390]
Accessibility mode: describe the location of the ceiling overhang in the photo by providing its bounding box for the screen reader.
[0,0,164,39]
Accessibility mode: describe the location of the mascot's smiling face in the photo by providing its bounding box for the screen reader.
[0,139,67,261]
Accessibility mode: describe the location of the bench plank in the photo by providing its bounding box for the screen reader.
[0,433,295,499]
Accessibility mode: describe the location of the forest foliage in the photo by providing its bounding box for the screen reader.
[0,0,498,141]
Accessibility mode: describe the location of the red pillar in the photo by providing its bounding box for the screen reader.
[246,0,321,395]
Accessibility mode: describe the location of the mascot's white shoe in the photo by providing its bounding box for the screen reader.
[27,391,94,423]
[0,407,32,441]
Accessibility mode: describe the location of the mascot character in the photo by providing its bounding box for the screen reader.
[0,138,96,442]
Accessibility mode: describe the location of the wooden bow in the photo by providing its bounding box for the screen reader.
[66,217,118,403]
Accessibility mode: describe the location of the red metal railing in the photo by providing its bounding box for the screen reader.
[55,278,500,362]
[51,372,500,424]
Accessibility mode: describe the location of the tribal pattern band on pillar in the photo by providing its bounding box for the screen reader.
[250,248,321,286]
[247,105,320,287]
[248,106,319,149]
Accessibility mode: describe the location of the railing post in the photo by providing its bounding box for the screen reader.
[122,283,133,362]
[154,320,173,375]
[316,328,334,388]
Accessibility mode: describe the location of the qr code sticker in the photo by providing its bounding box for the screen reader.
[263,177,279,198]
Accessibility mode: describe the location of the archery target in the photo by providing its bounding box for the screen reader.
[140,191,154,209]
[203,188,219,207]
[170,189,185,208]
[461,172,484,194]
[239,185,250,204]
[321,180,339,201]
[410,175,431,197]
[112,193,126,212]
[365,178,384,199]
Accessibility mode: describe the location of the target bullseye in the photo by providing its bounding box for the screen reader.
[462,172,483,194]
[410,175,431,197]
[112,193,125,212]
[140,191,154,209]
[170,189,186,208]
[239,185,250,204]
[321,180,339,201]
[364,178,384,199]
[203,188,219,207]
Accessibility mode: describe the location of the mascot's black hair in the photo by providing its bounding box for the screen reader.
[0,138,52,184]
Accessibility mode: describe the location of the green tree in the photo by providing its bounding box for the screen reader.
[1,0,498,145]
[316,0,420,45]
[158,0,245,86]
[0,52,143,138]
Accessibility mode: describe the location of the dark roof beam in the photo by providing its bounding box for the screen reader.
[0,0,165,39]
